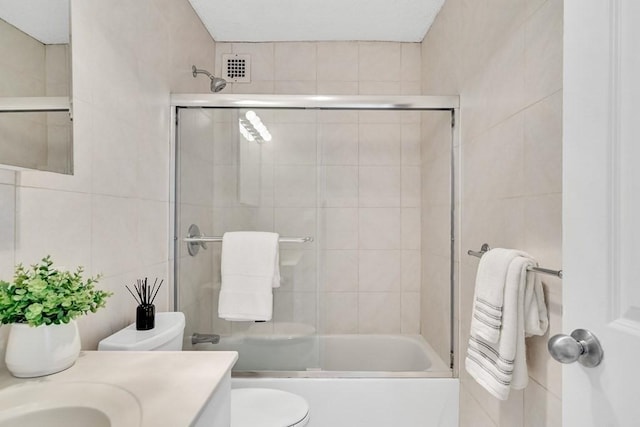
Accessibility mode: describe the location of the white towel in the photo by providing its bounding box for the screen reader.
[218,231,281,321]
[465,254,548,400]
[470,248,528,343]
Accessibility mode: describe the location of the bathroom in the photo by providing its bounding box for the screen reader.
[1,0,636,425]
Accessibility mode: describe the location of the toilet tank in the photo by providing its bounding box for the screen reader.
[98,312,185,351]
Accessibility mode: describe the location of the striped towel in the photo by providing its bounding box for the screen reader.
[465,255,548,400]
[470,248,528,343]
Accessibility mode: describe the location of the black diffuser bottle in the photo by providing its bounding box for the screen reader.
[136,303,155,330]
[126,278,162,331]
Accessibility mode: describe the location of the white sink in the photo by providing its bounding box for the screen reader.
[0,407,110,427]
[0,382,141,427]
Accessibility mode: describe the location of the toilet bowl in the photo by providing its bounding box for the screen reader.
[97,312,309,427]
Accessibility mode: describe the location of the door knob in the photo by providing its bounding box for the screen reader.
[548,329,603,367]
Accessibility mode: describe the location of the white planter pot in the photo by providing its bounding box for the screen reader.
[5,320,81,378]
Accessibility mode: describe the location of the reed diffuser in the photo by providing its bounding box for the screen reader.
[126,278,162,330]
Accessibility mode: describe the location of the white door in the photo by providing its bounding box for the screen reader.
[563,0,640,425]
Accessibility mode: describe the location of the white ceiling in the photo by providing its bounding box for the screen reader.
[0,0,68,44]
[189,0,445,43]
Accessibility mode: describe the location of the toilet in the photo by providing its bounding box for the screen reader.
[98,312,310,427]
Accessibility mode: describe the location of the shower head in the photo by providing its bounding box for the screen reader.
[192,65,227,93]
[210,76,227,93]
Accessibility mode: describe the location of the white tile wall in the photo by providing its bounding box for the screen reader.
[319,123,359,165]
[321,292,358,334]
[216,41,422,96]
[322,250,359,292]
[401,291,421,333]
[402,123,422,166]
[358,42,401,82]
[274,166,317,207]
[317,42,359,82]
[358,292,401,333]
[16,187,92,269]
[359,208,401,250]
[359,123,401,165]
[274,43,317,82]
[421,0,564,425]
[359,167,401,207]
[402,166,422,207]
[401,250,421,292]
[359,251,401,293]
[323,208,359,250]
[0,0,216,354]
[322,166,358,207]
[273,124,317,165]
[274,208,317,244]
[209,43,423,334]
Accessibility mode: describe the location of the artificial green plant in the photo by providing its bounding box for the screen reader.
[0,256,111,327]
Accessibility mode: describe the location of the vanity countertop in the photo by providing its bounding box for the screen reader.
[0,350,238,426]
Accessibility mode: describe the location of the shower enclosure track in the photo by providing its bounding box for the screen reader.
[171,94,458,110]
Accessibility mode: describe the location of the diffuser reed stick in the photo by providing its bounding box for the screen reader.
[129,277,163,305]
[125,285,140,305]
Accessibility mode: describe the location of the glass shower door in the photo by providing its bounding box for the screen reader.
[174,104,455,375]
[175,107,321,371]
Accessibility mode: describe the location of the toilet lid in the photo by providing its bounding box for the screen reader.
[231,388,310,427]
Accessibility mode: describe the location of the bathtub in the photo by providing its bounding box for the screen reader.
[203,333,450,375]
[319,334,448,373]
[197,334,459,426]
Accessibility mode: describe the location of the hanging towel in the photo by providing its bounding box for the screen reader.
[465,253,548,400]
[218,231,281,321]
[469,248,528,343]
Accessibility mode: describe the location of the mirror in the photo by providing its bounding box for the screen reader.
[0,0,72,174]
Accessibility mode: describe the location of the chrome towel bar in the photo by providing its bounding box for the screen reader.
[184,223,314,257]
[467,243,563,279]
[184,236,314,244]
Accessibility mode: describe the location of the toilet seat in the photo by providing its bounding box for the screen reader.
[231,388,310,427]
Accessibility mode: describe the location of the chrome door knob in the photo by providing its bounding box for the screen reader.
[548,329,603,368]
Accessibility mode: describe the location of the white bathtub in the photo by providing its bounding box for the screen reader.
[319,334,449,372]
[204,333,450,375]
[197,334,459,426]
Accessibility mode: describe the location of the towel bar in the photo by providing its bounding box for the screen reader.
[184,236,314,243]
[467,243,563,279]
[184,223,314,257]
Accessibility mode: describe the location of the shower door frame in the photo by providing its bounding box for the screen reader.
[170,94,461,377]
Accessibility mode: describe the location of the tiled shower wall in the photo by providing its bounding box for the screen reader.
[202,108,429,337]
[196,42,431,337]
[214,42,421,96]
[421,0,563,426]
[0,0,215,361]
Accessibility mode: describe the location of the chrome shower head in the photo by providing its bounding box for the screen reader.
[210,76,227,93]
[192,65,227,93]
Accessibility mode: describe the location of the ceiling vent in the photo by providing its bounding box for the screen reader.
[222,54,251,83]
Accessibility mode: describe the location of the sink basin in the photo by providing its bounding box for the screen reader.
[0,407,110,427]
[0,382,141,427]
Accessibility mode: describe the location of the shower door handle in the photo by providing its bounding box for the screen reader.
[548,329,603,367]
[185,224,208,256]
